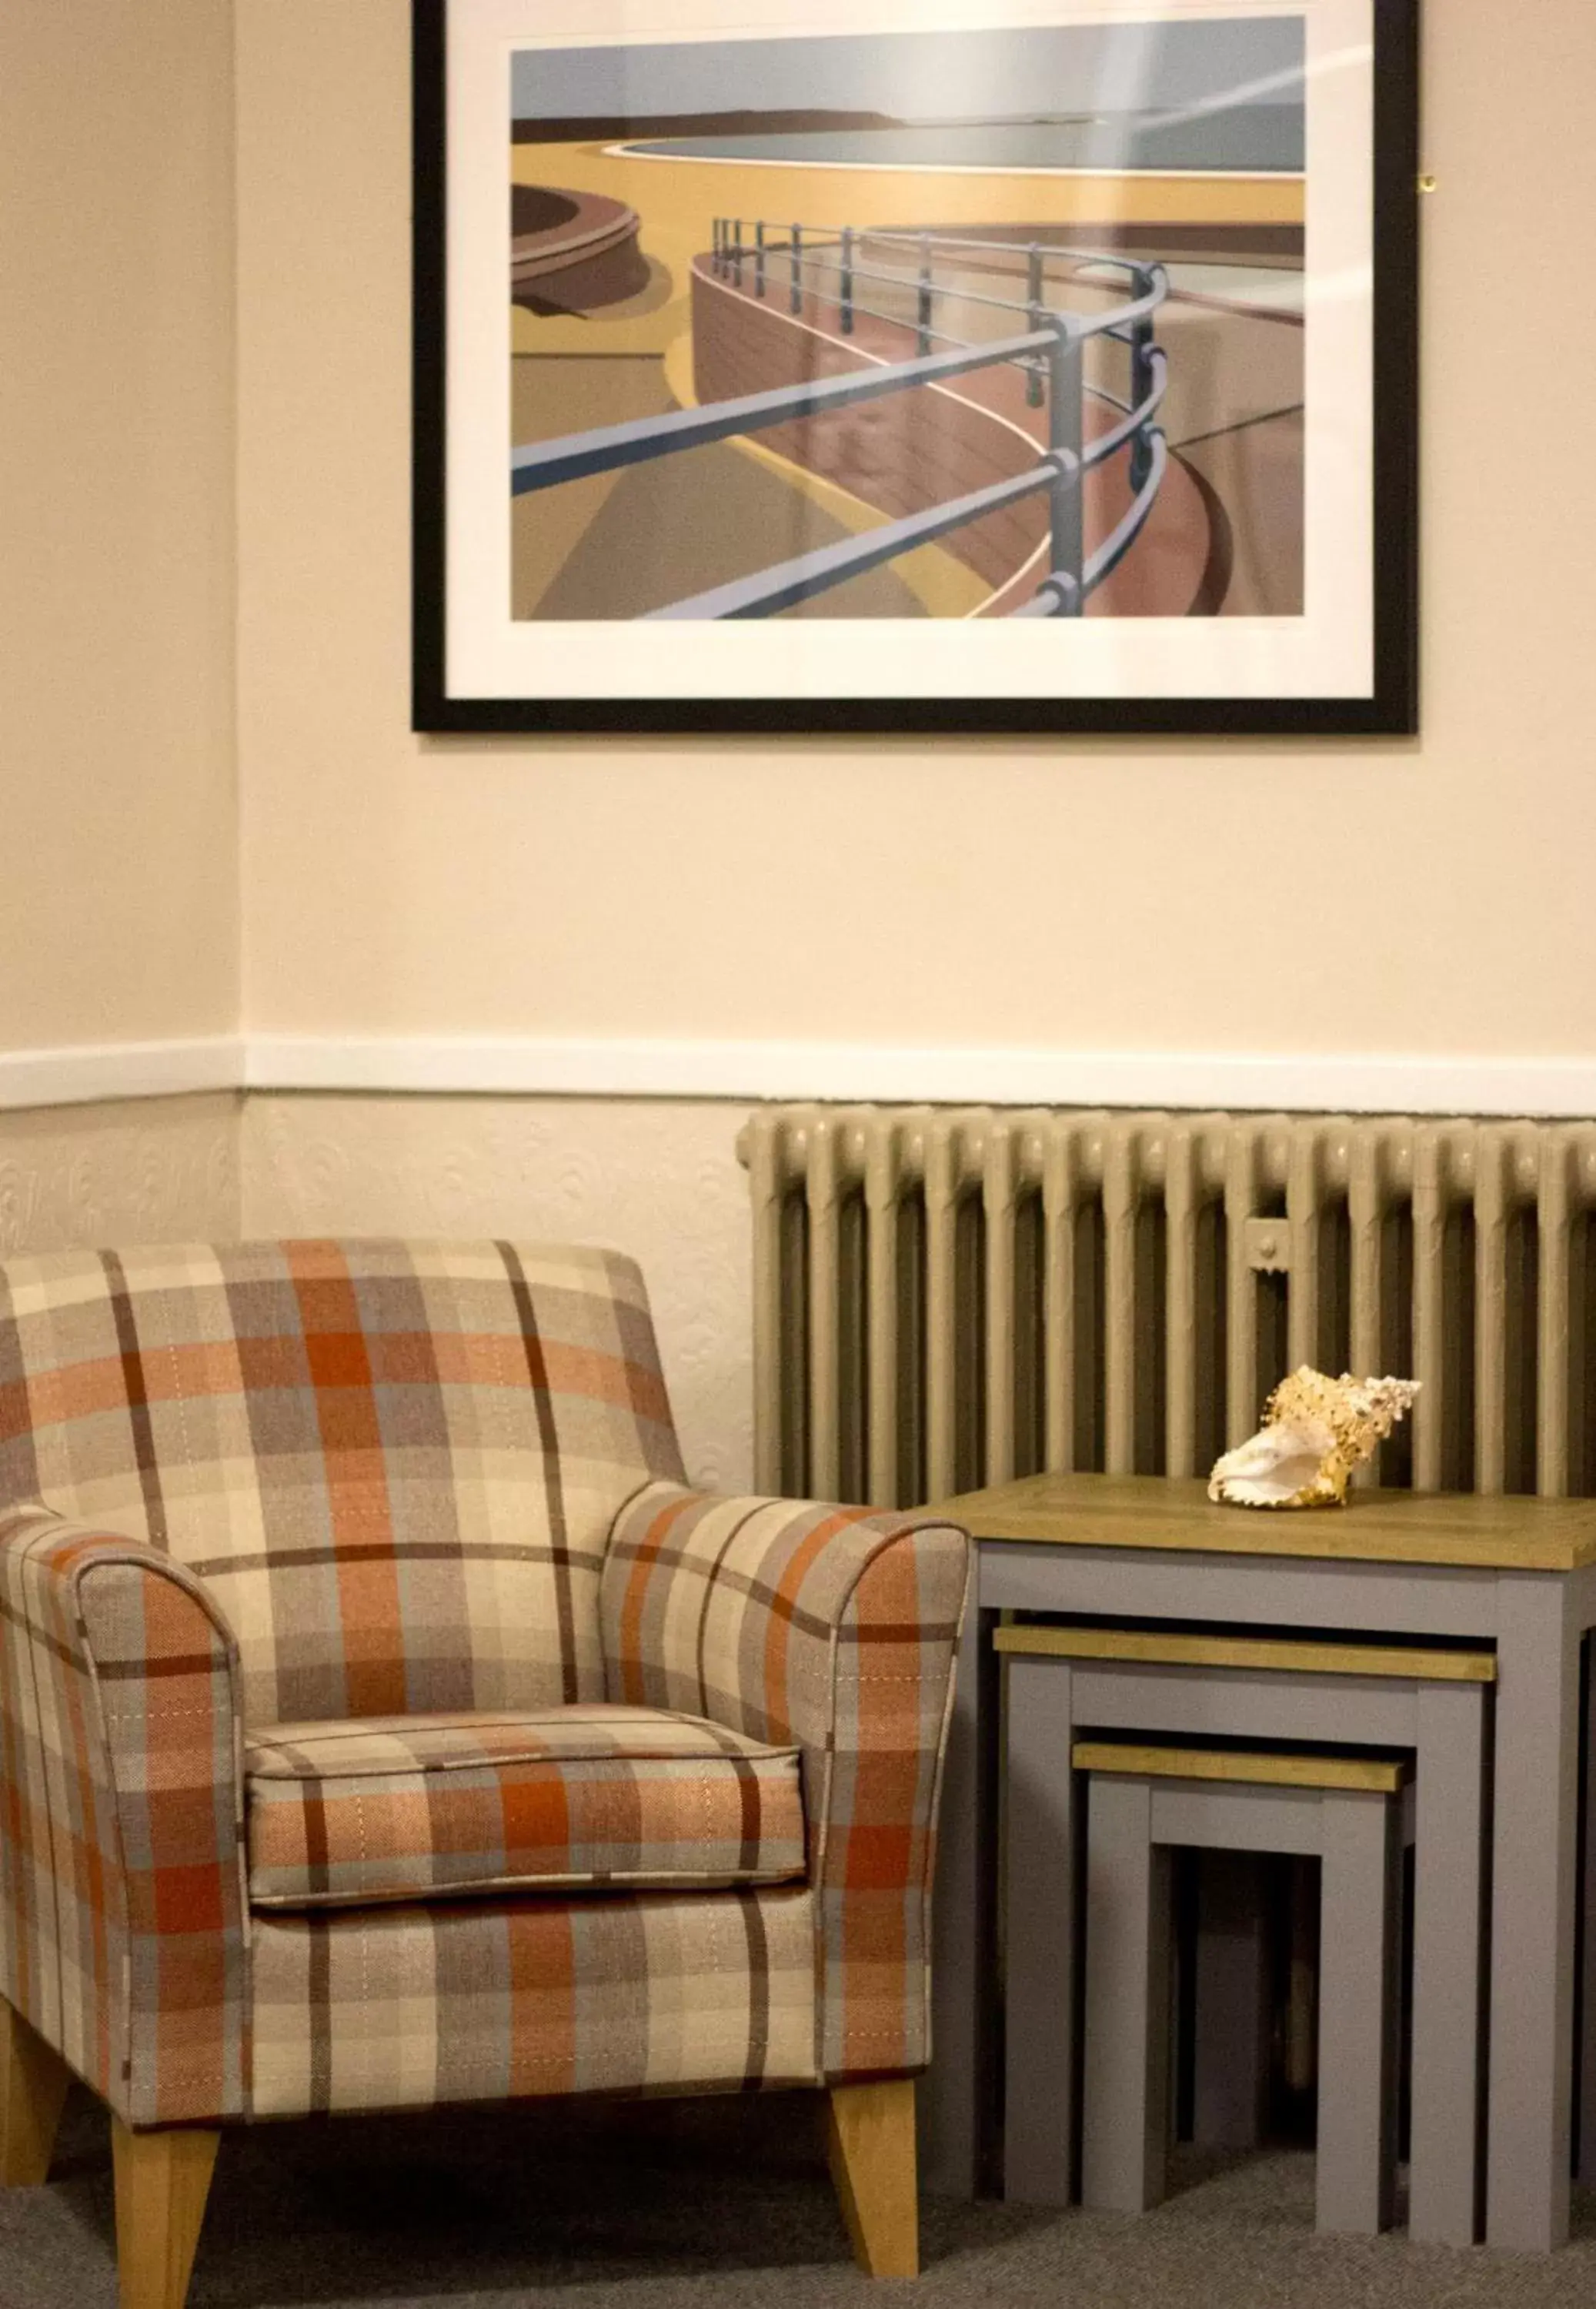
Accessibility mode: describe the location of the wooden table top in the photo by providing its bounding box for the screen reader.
[1072,1739,1413,1796]
[930,1471,1596,1573]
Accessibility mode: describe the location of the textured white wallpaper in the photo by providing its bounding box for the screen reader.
[0,1094,241,1255]
[241,1096,755,1493]
[0,1091,755,1494]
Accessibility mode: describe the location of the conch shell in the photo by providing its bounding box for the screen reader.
[1207,1368,1420,1510]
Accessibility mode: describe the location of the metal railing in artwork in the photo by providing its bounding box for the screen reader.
[510,223,1170,620]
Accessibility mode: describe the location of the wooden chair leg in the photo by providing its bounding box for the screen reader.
[0,1997,72,2187]
[111,2118,221,2309]
[825,2079,919,2279]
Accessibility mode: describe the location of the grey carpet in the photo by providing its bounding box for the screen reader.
[6,2087,1596,2308]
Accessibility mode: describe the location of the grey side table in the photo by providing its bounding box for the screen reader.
[1075,1742,1408,2235]
[997,1625,1491,2244]
[921,1472,1596,2254]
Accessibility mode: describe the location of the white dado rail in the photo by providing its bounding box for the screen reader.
[4,1034,1596,1121]
[0,1039,245,1111]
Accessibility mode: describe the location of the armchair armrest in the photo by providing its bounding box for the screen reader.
[602,1483,970,2082]
[0,1505,248,2126]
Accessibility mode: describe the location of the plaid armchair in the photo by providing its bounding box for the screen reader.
[0,1241,967,2307]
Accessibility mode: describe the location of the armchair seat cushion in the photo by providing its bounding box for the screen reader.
[245,1703,806,1911]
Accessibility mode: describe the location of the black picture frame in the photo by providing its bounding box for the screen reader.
[412,0,1420,738]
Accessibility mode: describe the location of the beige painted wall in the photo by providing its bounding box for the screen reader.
[241,1097,754,1491]
[236,0,1596,1067]
[1,0,239,1053]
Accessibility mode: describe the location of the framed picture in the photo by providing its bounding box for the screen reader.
[413,0,1419,736]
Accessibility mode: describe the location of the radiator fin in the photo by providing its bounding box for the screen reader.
[740,1108,1596,1509]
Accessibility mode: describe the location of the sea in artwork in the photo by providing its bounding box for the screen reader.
[620,110,1304,177]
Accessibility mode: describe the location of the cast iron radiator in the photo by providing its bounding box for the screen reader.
[739,1107,1596,1509]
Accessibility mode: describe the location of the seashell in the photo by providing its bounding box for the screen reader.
[1207,1368,1421,1510]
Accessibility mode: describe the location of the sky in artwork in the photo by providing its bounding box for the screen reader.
[509,18,1306,125]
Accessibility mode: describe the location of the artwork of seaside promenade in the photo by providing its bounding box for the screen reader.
[509,20,1307,623]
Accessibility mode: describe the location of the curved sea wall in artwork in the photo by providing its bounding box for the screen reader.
[689,257,1047,601]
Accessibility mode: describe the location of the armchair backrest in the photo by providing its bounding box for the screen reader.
[0,1239,685,1725]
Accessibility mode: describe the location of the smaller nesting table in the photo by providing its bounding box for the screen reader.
[1077,1740,1409,2235]
[997,1622,1491,2242]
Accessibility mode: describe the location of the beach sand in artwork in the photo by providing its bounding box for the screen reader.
[510,139,1304,365]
